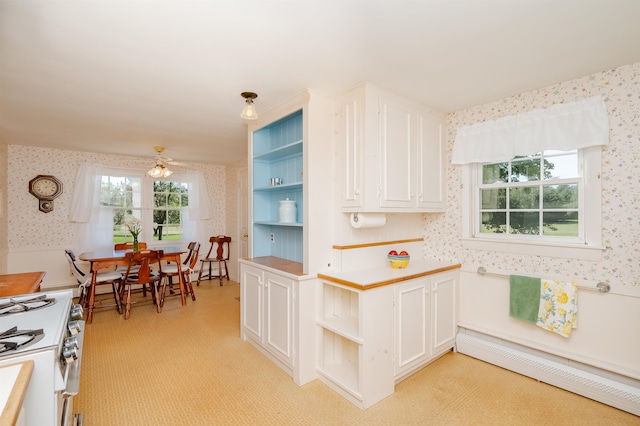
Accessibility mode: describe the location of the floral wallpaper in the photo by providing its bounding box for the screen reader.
[0,139,7,273]
[6,145,228,248]
[424,61,640,289]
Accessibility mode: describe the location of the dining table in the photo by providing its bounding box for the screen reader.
[79,246,186,323]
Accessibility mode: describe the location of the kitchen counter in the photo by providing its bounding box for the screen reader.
[318,259,461,290]
[0,272,46,297]
[0,361,33,425]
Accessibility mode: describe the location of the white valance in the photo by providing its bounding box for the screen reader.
[451,96,609,164]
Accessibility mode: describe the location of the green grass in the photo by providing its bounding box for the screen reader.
[114,233,183,243]
[480,220,578,237]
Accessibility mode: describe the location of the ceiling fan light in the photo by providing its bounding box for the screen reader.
[240,92,259,120]
[147,163,172,178]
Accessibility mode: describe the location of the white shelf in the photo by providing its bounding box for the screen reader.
[254,182,303,192]
[254,221,303,227]
[317,319,362,344]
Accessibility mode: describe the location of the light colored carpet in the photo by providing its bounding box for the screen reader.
[75,281,640,425]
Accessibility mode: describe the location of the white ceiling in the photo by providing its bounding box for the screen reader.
[1,0,640,166]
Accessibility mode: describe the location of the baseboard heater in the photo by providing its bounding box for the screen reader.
[456,328,640,416]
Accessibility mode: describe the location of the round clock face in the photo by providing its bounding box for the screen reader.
[29,175,63,201]
[33,178,59,197]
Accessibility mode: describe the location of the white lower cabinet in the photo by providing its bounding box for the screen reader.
[240,260,316,385]
[394,270,458,381]
[394,278,430,379]
[318,270,458,409]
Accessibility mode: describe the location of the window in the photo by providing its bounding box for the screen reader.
[461,146,603,260]
[479,150,580,240]
[153,181,189,241]
[100,173,189,243]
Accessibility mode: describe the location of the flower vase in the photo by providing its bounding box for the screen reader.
[133,237,139,252]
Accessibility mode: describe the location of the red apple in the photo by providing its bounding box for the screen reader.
[399,251,409,256]
[388,250,398,255]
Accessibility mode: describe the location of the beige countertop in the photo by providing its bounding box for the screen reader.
[0,360,33,426]
[318,259,461,290]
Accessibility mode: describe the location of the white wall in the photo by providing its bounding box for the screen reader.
[427,62,640,377]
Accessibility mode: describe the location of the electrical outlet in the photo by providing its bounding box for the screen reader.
[270,233,275,243]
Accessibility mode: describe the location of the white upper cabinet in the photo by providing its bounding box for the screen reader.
[335,83,446,212]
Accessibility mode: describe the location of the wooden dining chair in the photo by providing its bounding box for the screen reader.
[119,249,164,320]
[113,242,148,275]
[65,249,124,314]
[114,242,148,251]
[197,236,231,286]
[159,242,200,307]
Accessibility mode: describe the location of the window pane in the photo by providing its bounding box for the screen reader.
[154,193,167,207]
[543,152,578,179]
[509,212,539,234]
[152,179,188,241]
[482,163,508,184]
[543,184,578,208]
[481,212,506,234]
[511,157,540,182]
[509,186,539,209]
[543,211,579,237]
[481,188,506,209]
[168,193,181,205]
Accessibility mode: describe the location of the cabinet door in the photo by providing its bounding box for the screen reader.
[416,110,445,210]
[241,264,264,342]
[337,90,365,208]
[394,278,430,378]
[264,272,294,366]
[431,271,457,356]
[379,95,415,208]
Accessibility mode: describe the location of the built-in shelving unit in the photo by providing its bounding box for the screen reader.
[316,280,395,409]
[241,89,334,388]
[251,110,304,262]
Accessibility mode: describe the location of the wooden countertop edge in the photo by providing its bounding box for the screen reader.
[0,360,34,425]
[332,238,423,250]
[240,256,306,277]
[318,263,461,290]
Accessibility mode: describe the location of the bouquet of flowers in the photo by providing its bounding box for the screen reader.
[125,217,142,241]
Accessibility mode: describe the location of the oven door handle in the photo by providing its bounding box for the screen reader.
[62,320,85,398]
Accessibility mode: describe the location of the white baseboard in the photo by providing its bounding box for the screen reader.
[456,328,640,416]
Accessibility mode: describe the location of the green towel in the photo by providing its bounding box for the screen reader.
[509,275,541,324]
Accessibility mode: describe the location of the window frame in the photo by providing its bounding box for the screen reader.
[100,167,191,244]
[460,146,604,261]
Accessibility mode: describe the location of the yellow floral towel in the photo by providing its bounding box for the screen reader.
[536,279,578,338]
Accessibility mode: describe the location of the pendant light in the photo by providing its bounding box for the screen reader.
[240,92,259,120]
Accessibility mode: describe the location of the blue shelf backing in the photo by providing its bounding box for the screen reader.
[252,109,304,263]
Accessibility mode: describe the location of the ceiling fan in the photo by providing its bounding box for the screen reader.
[147,146,182,178]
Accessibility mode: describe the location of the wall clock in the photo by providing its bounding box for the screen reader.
[28,175,63,213]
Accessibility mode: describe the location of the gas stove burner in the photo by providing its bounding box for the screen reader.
[0,326,45,354]
[0,294,57,316]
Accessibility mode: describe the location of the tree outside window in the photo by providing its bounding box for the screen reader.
[100,176,143,243]
[153,181,188,241]
[479,150,580,238]
[100,175,189,243]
